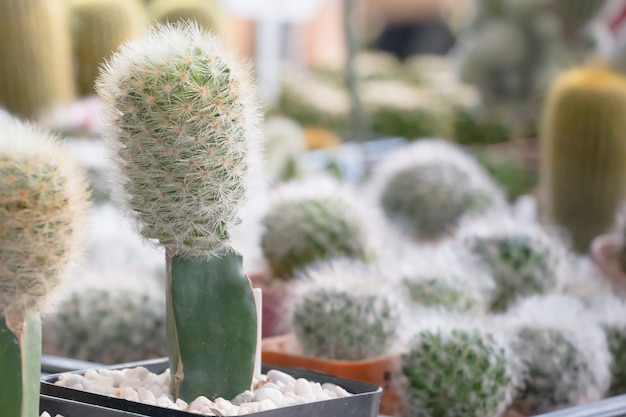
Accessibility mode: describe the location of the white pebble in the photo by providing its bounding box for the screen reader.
[214,398,239,416]
[187,396,213,412]
[138,388,155,403]
[125,367,150,381]
[267,369,296,386]
[254,387,282,402]
[237,402,259,414]
[295,378,312,396]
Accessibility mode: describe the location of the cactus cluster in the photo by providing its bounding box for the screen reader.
[0,0,76,119]
[505,295,612,414]
[0,118,90,417]
[401,325,518,417]
[68,0,148,96]
[539,66,626,253]
[458,217,564,312]
[290,259,400,360]
[372,138,505,241]
[260,177,377,280]
[96,22,262,401]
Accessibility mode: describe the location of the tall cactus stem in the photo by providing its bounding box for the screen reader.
[165,248,257,401]
[0,309,41,417]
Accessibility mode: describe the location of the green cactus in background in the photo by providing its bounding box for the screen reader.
[68,0,148,97]
[552,0,607,35]
[397,244,494,314]
[0,118,90,417]
[539,66,626,253]
[43,287,166,365]
[372,139,505,241]
[96,22,262,402]
[505,295,612,414]
[260,177,376,280]
[458,217,564,312]
[401,326,518,417]
[290,259,400,360]
[149,0,225,35]
[0,0,75,119]
[588,296,626,396]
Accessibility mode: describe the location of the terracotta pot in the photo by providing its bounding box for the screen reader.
[590,234,626,291]
[248,271,293,338]
[262,333,403,417]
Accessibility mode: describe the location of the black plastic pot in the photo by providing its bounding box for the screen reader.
[40,394,145,417]
[41,357,383,417]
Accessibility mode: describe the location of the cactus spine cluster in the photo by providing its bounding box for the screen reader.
[373,139,505,241]
[290,259,400,360]
[68,0,148,96]
[458,217,563,312]
[0,118,90,417]
[505,295,612,414]
[0,0,76,119]
[97,22,262,402]
[539,66,626,253]
[401,326,518,417]
[260,177,376,280]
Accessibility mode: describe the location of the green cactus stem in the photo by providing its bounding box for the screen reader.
[0,310,41,417]
[167,249,256,401]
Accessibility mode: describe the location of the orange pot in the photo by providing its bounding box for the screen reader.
[262,333,404,416]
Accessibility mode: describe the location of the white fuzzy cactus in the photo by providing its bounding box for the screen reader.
[457,216,565,312]
[370,138,505,241]
[504,294,612,414]
[289,258,401,360]
[97,21,263,260]
[260,176,380,280]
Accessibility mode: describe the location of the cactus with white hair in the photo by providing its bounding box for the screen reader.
[0,118,90,417]
[96,22,263,401]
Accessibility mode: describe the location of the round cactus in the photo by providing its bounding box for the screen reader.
[260,177,377,280]
[0,119,90,317]
[96,21,263,260]
[397,243,494,314]
[505,295,612,414]
[372,138,505,241]
[401,325,519,417]
[290,258,400,360]
[588,295,626,396]
[458,216,564,312]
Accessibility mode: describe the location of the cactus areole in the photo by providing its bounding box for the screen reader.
[97,22,261,401]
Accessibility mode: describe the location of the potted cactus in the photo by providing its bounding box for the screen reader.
[0,118,91,417]
[41,22,382,417]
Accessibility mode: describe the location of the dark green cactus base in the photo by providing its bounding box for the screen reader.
[166,248,257,402]
[0,310,41,417]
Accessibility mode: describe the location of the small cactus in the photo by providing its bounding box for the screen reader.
[505,295,612,414]
[372,138,505,241]
[539,66,626,253]
[401,325,519,417]
[290,259,400,360]
[458,217,565,312]
[97,22,262,401]
[0,118,90,417]
[68,0,148,96]
[260,177,377,280]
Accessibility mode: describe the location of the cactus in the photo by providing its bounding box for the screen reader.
[0,118,90,417]
[458,217,564,312]
[539,66,626,253]
[372,138,505,241]
[397,244,493,314]
[149,0,225,35]
[551,0,607,35]
[68,0,148,96]
[290,259,400,360]
[588,295,626,396]
[260,177,377,280]
[0,0,75,119]
[505,295,612,414]
[96,22,262,401]
[401,325,519,417]
[43,287,167,365]
[262,116,307,183]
